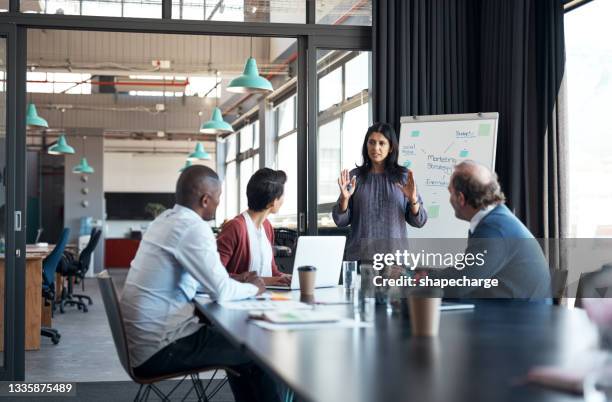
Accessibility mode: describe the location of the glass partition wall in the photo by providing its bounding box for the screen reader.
[316,49,371,229]
[0,1,371,379]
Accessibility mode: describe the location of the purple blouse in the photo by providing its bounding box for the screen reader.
[332,169,428,261]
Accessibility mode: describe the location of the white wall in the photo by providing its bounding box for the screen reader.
[105,220,151,238]
[104,150,215,192]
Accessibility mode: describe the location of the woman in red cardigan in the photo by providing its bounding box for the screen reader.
[217,168,292,286]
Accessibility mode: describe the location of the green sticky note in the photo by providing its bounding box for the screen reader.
[428,205,440,219]
[478,124,491,137]
[403,160,412,168]
[411,130,421,137]
[459,149,469,158]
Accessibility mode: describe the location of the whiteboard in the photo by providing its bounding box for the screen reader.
[398,113,499,239]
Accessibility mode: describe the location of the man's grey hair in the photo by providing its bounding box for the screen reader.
[451,160,505,209]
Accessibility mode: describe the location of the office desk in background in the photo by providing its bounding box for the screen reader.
[196,288,594,402]
[0,245,52,351]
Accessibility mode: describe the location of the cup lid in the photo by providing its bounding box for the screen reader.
[297,265,317,272]
[409,287,444,298]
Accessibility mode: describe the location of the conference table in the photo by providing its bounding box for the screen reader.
[195,288,599,402]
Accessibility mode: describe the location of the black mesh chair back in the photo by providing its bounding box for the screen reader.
[274,228,298,249]
[575,264,612,309]
[79,228,102,273]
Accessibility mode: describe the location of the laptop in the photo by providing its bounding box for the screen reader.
[267,236,346,290]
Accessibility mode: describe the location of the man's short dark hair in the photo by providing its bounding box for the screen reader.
[176,165,220,208]
[451,163,505,210]
[247,168,287,212]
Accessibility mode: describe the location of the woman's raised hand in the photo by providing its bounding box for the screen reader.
[396,169,418,203]
[338,169,357,201]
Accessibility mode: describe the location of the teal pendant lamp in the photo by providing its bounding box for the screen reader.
[72,136,94,174]
[188,142,211,161]
[200,107,233,134]
[26,103,49,128]
[179,160,193,172]
[48,108,75,155]
[73,157,94,174]
[227,57,273,94]
[48,135,75,155]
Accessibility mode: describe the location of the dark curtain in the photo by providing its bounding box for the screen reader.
[372,0,480,131]
[478,0,566,238]
[373,0,567,239]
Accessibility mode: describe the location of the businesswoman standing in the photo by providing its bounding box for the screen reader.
[332,122,427,261]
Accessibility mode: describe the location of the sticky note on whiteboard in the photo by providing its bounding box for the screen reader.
[403,160,412,168]
[411,130,421,137]
[478,124,491,137]
[428,205,440,219]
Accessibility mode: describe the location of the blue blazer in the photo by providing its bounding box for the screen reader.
[439,204,551,299]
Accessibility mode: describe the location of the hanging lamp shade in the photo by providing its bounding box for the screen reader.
[200,107,234,134]
[48,135,75,155]
[26,103,49,128]
[179,160,193,172]
[188,142,211,161]
[227,57,273,94]
[72,157,94,174]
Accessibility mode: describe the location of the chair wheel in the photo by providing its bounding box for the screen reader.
[51,335,60,345]
[88,300,93,305]
[82,306,88,313]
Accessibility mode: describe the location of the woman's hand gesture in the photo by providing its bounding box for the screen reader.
[338,169,357,201]
[396,169,418,203]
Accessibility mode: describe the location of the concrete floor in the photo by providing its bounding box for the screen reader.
[25,268,132,383]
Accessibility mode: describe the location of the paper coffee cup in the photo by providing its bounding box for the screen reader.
[297,266,316,296]
[408,294,442,337]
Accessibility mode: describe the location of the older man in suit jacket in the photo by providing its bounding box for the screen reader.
[430,161,551,299]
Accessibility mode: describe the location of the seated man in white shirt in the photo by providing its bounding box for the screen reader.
[120,165,279,402]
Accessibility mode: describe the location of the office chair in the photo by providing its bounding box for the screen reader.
[273,228,298,274]
[97,271,234,402]
[58,228,102,313]
[41,227,70,345]
[575,264,612,308]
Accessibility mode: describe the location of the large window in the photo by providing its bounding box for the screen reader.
[273,95,298,227]
[316,50,371,227]
[26,72,92,94]
[318,119,341,204]
[172,0,306,23]
[33,0,162,17]
[223,134,238,221]
[22,0,372,24]
[316,0,372,26]
[238,121,259,211]
[221,120,259,222]
[566,1,612,237]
